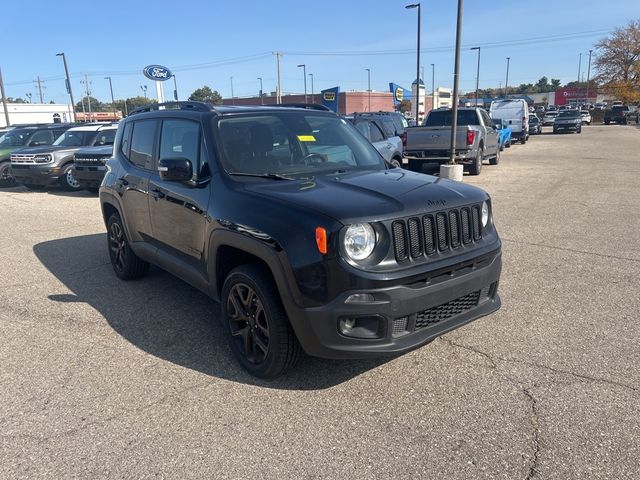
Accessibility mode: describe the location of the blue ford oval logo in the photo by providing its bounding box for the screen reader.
[143,65,172,81]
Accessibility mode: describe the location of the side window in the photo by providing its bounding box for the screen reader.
[120,122,132,159]
[95,129,116,146]
[130,120,157,170]
[355,121,370,141]
[369,122,385,143]
[159,119,202,178]
[29,130,54,146]
[379,119,396,137]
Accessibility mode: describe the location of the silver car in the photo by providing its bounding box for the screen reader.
[542,111,559,126]
[351,117,403,167]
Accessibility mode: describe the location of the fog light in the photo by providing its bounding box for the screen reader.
[343,318,356,330]
[345,293,374,304]
[338,315,385,339]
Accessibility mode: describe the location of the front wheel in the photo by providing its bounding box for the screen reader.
[107,213,149,280]
[0,162,17,188]
[59,164,82,191]
[222,264,303,378]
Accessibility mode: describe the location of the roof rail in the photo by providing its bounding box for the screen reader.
[128,101,216,116]
[269,103,332,112]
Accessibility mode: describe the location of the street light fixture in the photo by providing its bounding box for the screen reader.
[470,47,480,107]
[25,93,32,103]
[104,77,116,119]
[140,85,147,99]
[56,52,76,122]
[308,73,314,104]
[172,74,178,101]
[257,77,264,105]
[365,68,371,112]
[405,3,421,124]
[297,64,307,103]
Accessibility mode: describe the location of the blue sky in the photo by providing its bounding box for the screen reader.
[2,0,636,104]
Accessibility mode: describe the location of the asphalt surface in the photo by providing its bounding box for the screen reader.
[1,124,639,479]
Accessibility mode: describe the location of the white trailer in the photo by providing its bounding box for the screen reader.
[0,103,74,128]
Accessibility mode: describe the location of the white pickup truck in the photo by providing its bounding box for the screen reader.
[404,107,500,176]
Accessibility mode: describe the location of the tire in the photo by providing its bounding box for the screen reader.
[59,164,82,191]
[390,157,402,168]
[604,120,610,125]
[576,126,582,134]
[468,150,482,176]
[222,264,303,379]
[107,213,149,280]
[506,140,511,148]
[521,135,527,144]
[553,128,558,134]
[489,148,500,166]
[0,162,17,188]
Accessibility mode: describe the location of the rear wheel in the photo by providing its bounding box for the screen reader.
[390,157,402,168]
[489,148,500,166]
[604,120,610,125]
[521,134,527,144]
[468,150,483,176]
[107,213,149,280]
[0,162,17,188]
[222,264,303,379]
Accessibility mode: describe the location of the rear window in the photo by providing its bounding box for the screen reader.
[558,111,580,118]
[423,110,478,127]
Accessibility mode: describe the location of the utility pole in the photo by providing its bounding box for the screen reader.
[297,64,307,103]
[81,74,92,121]
[365,68,371,112]
[504,57,510,97]
[34,76,45,103]
[0,67,10,127]
[585,49,593,104]
[431,63,435,108]
[273,52,282,104]
[577,53,582,84]
[405,3,421,124]
[230,76,235,105]
[104,77,116,119]
[56,52,76,122]
[448,0,464,166]
[172,74,178,101]
[471,46,480,106]
[309,73,314,104]
[258,77,264,105]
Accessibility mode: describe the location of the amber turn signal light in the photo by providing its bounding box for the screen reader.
[315,227,327,254]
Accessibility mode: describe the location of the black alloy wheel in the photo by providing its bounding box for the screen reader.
[0,162,17,188]
[226,283,271,364]
[107,213,149,280]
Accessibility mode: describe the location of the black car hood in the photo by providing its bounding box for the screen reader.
[12,145,84,155]
[74,145,113,156]
[242,169,488,223]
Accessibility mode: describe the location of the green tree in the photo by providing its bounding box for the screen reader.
[397,99,412,114]
[551,78,561,89]
[75,96,105,112]
[188,86,223,104]
[535,76,550,93]
[7,97,27,103]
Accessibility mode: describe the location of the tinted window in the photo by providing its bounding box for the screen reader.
[94,129,117,146]
[369,122,385,142]
[558,111,580,118]
[424,110,478,127]
[120,122,132,159]
[29,130,55,146]
[0,129,32,147]
[354,121,370,140]
[53,130,96,147]
[130,120,157,170]
[378,118,396,137]
[160,119,202,178]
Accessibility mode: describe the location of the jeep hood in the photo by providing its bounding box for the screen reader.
[242,169,488,223]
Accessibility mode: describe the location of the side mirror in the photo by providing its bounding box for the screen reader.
[158,157,192,182]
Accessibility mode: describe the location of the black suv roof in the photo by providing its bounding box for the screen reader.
[128,101,333,118]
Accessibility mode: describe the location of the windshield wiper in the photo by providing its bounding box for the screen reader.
[228,172,293,180]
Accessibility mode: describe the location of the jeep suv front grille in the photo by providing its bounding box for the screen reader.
[391,204,483,262]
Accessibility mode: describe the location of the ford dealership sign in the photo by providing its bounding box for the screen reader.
[143,65,172,81]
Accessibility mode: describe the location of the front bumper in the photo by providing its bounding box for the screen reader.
[554,123,580,131]
[74,165,106,188]
[11,163,63,186]
[287,247,502,359]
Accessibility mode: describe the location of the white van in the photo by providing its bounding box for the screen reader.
[489,99,529,144]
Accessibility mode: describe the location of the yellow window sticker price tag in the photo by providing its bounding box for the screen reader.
[297,135,316,142]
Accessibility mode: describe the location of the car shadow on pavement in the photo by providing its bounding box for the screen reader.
[34,233,387,390]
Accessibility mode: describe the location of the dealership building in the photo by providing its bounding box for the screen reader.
[0,103,74,128]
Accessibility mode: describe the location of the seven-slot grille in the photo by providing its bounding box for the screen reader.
[392,205,483,262]
[11,154,37,164]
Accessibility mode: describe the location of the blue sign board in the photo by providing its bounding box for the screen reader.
[389,83,412,107]
[143,65,172,81]
[321,86,340,112]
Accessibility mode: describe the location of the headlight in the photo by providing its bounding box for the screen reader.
[344,223,376,261]
[34,154,52,163]
[481,201,489,228]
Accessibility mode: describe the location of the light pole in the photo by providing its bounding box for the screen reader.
[471,46,480,106]
[308,73,314,104]
[104,77,116,119]
[172,74,178,101]
[365,68,371,112]
[297,64,307,103]
[586,49,593,104]
[25,92,33,103]
[431,63,435,108]
[140,85,147,99]
[257,77,264,105]
[448,0,464,168]
[230,76,234,105]
[406,3,421,124]
[577,53,582,84]
[504,57,510,98]
[56,52,76,122]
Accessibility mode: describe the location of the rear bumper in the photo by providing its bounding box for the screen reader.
[11,163,62,186]
[287,247,502,359]
[404,150,477,165]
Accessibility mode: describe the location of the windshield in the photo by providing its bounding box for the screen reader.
[545,112,558,117]
[217,112,385,177]
[0,129,32,147]
[423,110,478,127]
[93,129,117,146]
[53,130,96,147]
[558,111,580,118]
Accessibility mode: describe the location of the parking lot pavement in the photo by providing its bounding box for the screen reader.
[0,124,638,479]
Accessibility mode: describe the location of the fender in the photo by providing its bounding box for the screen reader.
[207,229,304,310]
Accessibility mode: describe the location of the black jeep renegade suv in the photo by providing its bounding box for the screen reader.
[100,102,502,378]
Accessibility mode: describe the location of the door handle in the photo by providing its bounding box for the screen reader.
[150,188,165,200]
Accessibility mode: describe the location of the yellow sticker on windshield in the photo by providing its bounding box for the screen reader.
[297,135,316,142]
